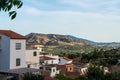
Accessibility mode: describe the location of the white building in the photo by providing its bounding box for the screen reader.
[40,55,59,65]
[59,57,72,65]
[26,49,59,69]
[40,65,59,77]
[26,49,42,69]
[0,30,26,70]
[40,52,59,65]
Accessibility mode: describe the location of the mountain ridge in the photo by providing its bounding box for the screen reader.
[26,33,120,48]
[26,33,88,46]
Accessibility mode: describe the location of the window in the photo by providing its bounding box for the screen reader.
[27,64,31,68]
[42,49,44,51]
[33,51,37,56]
[59,58,60,63]
[66,68,68,71]
[16,58,20,66]
[40,67,43,70]
[51,60,53,64]
[16,43,21,50]
[45,61,48,65]
[39,52,41,55]
[53,69,56,72]
[49,68,51,71]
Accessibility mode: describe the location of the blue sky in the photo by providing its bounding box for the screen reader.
[0,0,120,42]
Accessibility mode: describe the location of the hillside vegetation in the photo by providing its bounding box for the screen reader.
[26,33,88,46]
[26,33,120,56]
[26,33,120,48]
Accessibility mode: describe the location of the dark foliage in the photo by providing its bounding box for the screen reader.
[0,0,23,19]
[23,72,44,80]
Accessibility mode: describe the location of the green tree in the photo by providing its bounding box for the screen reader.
[105,72,120,80]
[85,66,104,80]
[0,0,23,19]
[55,74,73,80]
[23,72,44,80]
[55,66,120,80]
[74,76,86,80]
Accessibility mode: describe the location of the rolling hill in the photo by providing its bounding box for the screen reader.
[26,33,120,48]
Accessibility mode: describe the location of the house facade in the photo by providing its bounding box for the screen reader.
[26,49,59,69]
[59,57,72,65]
[40,65,59,77]
[40,55,59,65]
[66,64,74,72]
[39,52,59,65]
[26,49,42,69]
[0,30,26,70]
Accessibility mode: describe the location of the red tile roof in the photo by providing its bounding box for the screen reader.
[40,56,56,60]
[63,57,72,61]
[0,30,25,39]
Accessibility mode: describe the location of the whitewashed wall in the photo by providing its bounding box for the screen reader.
[26,49,41,69]
[41,66,59,77]
[49,55,59,64]
[50,67,59,77]
[40,55,59,65]
[10,39,26,69]
[59,57,72,65]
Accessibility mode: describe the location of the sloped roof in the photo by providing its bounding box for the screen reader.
[40,56,56,60]
[63,57,72,61]
[66,63,74,66]
[0,30,25,39]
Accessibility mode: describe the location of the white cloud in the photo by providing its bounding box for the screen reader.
[23,0,52,8]
[24,6,43,16]
[22,0,120,16]
[21,7,120,41]
[21,6,81,16]
[4,0,120,42]
[59,0,120,7]
[58,0,120,14]
[59,0,93,8]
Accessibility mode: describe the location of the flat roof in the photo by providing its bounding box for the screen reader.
[0,68,40,74]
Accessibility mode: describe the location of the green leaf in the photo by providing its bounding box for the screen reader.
[9,11,15,17]
[8,4,12,11]
[17,2,23,8]
[11,12,17,20]
[0,0,23,19]
[9,11,17,20]
[4,7,8,11]
[13,0,20,6]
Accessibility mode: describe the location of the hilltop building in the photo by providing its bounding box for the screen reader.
[0,30,26,70]
[0,30,41,80]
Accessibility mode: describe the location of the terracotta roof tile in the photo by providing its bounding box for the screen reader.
[0,30,25,39]
[63,57,72,61]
